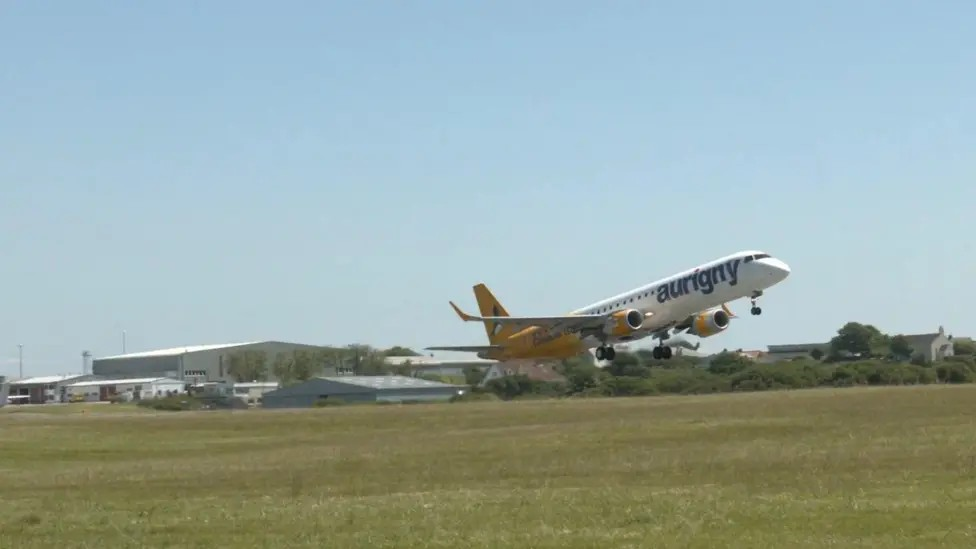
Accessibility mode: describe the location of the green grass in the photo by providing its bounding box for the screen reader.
[2,385,976,548]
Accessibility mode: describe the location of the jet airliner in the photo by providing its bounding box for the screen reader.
[427,250,791,363]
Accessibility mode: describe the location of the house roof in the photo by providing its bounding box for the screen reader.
[766,343,830,353]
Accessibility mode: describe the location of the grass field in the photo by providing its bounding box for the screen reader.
[2,385,976,548]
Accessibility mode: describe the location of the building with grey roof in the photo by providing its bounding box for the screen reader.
[260,375,468,409]
[764,343,832,362]
[93,341,349,384]
[765,325,957,363]
[383,355,496,378]
[902,326,954,362]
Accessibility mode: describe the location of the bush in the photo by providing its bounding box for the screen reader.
[136,395,205,411]
[450,391,500,403]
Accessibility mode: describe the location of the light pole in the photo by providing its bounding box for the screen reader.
[17,344,23,379]
[122,330,126,354]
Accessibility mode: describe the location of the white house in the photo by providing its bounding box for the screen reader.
[65,377,186,403]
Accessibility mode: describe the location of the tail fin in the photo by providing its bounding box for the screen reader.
[472,283,519,344]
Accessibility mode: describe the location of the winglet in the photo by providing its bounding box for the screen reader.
[721,303,737,318]
[449,301,479,322]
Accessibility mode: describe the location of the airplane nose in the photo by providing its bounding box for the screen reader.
[763,258,791,280]
[767,258,790,274]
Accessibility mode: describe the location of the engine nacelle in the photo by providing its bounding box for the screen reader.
[686,306,731,338]
[603,309,645,337]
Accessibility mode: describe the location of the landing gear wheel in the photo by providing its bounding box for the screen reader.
[596,345,616,362]
[750,306,762,316]
[652,346,673,360]
[663,346,672,359]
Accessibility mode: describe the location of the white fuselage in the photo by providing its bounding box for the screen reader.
[571,250,791,346]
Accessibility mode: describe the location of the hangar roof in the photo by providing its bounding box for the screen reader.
[67,377,184,388]
[8,374,90,385]
[96,342,262,361]
[321,375,465,390]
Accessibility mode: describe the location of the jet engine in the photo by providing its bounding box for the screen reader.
[685,306,732,338]
[603,309,645,337]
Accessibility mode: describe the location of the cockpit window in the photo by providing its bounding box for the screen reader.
[754,253,770,260]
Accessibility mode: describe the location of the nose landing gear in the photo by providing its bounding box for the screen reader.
[750,290,763,316]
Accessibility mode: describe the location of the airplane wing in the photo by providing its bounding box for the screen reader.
[448,301,613,335]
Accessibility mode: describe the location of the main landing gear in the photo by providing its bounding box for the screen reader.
[595,345,616,361]
[651,331,673,360]
[750,290,763,316]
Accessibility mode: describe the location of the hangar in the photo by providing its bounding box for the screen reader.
[6,374,98,404]
[93,341,346,384]
[261,375,467,409]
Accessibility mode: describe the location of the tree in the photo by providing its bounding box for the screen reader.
[291,350,318,381]
[347,344,388,375]
[707,351,752,375]
[954,339,976,356]
[382,346,421,357]
[889,335,914,360]
[605,351,649,377]
[810,349,824,361]
[556,356,604,394]
[271,352,295,385]
[829,322,889,359]
[226,350,269,382]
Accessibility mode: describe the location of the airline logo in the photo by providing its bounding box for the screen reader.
[656,258,741,303]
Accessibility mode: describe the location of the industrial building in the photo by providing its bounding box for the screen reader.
[93,341,346,383]
[384,355,496,378]
[64,377,186,403]
[261,375,467,409]
[6,374,98,404]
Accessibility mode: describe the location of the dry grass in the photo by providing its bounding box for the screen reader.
[2,385,976,548]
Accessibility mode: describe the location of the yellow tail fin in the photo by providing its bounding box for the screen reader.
[472,283,519,344]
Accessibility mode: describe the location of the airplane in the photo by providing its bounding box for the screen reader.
[426,250,791,363]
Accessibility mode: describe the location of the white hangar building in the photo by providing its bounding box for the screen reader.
[92,341,344,384]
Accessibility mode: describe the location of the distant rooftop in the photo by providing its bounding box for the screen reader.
[67,377,183,388]
[321,375,466,390]
[383,355,497,366]
[9,374,90,385]
[96,342,262,361]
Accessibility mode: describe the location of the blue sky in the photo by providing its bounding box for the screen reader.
[2,1,973,376]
